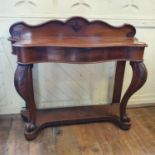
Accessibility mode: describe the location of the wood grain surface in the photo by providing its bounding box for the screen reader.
[0,107,155,155]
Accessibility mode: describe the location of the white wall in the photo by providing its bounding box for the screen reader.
[0,0,155,114]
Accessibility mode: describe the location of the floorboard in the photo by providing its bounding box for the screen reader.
[0,107,155,155]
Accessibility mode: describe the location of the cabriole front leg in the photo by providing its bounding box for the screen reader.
[119,61,147,130]
[14,64,37,140]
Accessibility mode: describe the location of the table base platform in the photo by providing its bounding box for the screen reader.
[21,104,130,140]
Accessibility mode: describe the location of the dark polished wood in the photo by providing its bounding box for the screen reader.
[120,62,147,122]
[9,16,147,140]
[112,61,126,103]
[14,64,37,132]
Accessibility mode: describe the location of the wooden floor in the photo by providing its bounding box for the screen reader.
[0,107,155,155]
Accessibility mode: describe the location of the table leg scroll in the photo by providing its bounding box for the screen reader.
[120,61,147,130]
[14,64,37,140]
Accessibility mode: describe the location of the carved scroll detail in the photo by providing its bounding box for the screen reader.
[122,0,139,10]
[120,61,147,122]
[14,0,37,7]
[71,0,91,8]
[14,64,36,131]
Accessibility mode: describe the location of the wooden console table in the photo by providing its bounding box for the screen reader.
[9,17,147,140]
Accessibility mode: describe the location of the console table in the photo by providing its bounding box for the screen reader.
[9,17,147,140]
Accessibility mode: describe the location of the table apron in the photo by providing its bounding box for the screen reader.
[14,47,144,64]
